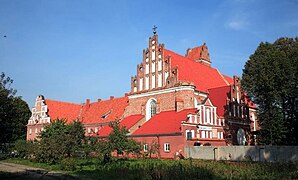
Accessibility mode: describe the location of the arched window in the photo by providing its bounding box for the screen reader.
[146,98,157,120]
[150,100,156,117]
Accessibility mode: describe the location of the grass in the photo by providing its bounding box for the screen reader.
[2,158,298,179]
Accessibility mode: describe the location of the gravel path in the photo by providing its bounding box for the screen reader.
[0,162,77,179]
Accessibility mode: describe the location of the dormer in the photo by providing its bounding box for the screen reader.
[185,43,211,67]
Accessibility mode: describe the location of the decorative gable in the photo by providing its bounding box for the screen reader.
[185,43,211,66]
[28,95,50,125]
[130,33,177,94]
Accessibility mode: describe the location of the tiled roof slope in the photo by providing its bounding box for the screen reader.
[208,86,231,118]
[81,97,128,124]
[223,75,234,84]
[45,97,128,124]
[133,109,197,135]
[164,49,231,92]
[45,99,82,123]
[98,114,144,136]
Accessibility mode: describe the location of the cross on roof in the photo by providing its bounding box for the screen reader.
[152,25,157,35]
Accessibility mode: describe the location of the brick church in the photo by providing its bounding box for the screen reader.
[27,31,258,159]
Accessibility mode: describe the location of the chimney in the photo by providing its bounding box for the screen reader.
[97,99,102,102]
[110,96,114,100]
[124,93,129,97]
[86,99,90,107]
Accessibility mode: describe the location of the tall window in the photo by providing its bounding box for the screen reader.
[150,100,156,117]
[144,144,148,152]
[146,99,157,120]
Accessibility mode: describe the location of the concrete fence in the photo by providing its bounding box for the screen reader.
[185,146,298,162]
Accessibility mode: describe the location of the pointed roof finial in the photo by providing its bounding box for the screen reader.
[152,25,157,35]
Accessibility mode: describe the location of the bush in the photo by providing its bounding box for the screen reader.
[13,139,27,158]
[61,158,77,171]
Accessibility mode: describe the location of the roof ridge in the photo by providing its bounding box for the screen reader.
[215,69,230,86]
[85,96,128,105]
[45,99,81,106]
[208,85,231,90]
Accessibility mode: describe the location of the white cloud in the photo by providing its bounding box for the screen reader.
[226,20,249,30]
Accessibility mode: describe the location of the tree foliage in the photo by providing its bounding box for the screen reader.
[99,121,142,163]
[0,72,31,144]
[35,119,85,164]
[242,37,298,145]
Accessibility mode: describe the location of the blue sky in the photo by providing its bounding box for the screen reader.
[0,0,297,108]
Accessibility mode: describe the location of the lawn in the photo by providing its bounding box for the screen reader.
[2,158,298,179]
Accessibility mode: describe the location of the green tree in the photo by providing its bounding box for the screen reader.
[242,37,298,145]
[99,121,142,163]
[0,72,31,144]
[36,119,85,164]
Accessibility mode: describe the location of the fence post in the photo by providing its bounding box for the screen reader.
[213,147,218,161]
[259,147,264,162]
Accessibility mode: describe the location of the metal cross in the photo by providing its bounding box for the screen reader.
[152,25,157,34]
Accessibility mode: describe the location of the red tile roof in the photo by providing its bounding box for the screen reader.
[164,49,231,92]
[98,114,144,136]
[208,86,257,117]
[45,97,129,124]
[45,99,82,123]
[133,109,196,135]
[81,97,128,124]
[222,75,234,85]
[208,86,231,118]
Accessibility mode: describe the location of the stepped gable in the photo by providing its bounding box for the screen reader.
[45,99,81,123]
[81,97,129,124]
[244,96,257,108]
[133,109,196,135]
[164,49,232,92]
[185,43,210,64]
[98,114,144,136]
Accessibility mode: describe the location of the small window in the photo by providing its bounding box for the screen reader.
[35,128,38,134]
[164,143,170,152]
[144,144,148,152]
[95,127,99,133]
[29,128,32,134]
[187,131,192,140]
[88,128,92,134]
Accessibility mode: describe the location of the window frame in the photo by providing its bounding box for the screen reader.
[164,143,170,152]
[144,144,149,152]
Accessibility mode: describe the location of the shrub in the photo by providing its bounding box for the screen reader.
[13,139,28,158]
[61,158,77,171]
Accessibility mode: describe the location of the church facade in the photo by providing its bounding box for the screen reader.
[27,33,258,159]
